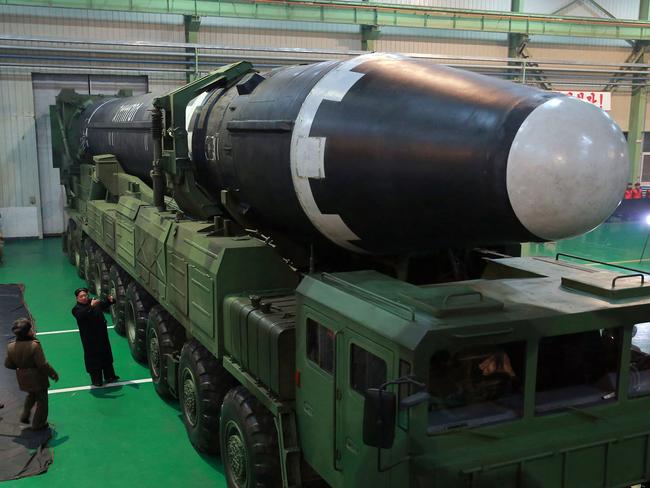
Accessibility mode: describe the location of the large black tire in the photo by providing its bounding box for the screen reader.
[76,237,88,279]
[93,249,111,298]
[108,265,128,336]
[124,282,154,363]
[220,386,280,488]
[82,239,97,286]
[147,305,185,399]
[65,223,77,265]
[62,225,69,255]
[179,340,236,454]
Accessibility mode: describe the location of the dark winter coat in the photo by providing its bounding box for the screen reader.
[5,339,58,392]
[71,299,114,372]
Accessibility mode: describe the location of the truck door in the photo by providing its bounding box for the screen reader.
[336,328,394,487]
[295,307,339,485]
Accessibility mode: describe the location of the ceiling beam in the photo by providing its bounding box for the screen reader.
[6,0,650,41]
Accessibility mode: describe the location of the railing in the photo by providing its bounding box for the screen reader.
[1,34,649,89]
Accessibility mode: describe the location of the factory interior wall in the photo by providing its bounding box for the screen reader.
[198,17,360,60]
[0,69,41,239]
[1,5,650,236]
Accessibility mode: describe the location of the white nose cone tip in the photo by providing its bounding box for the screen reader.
[506,96,628,241]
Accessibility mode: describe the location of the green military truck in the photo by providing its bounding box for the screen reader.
[54,53,650,487]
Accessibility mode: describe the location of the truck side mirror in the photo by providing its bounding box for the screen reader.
[363,388,396,449]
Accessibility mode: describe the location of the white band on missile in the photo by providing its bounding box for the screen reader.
[290,53,402,252]
[83,97,117,147]
[186,91,210,161]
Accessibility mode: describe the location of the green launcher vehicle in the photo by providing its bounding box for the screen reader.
[52,53,650,487]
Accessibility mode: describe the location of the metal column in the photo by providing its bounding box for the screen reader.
[628,0,650,183]
[184,15,201,82]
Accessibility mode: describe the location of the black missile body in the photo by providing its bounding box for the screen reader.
[78,53,628,256]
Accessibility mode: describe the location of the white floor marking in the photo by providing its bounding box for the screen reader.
[38,325,115,336]
[48,378,152,395]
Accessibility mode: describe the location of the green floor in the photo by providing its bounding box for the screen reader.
[0,238,226,487]
[522,220,650,272]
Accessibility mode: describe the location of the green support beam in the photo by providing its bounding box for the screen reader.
[361,24,380,51]
[628,0,650,183]
[628,85,647,183]
[8,0,650,41]
[507,0,526,80]
[184,14,201,83]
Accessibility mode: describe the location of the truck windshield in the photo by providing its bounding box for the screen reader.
[427,341,525,433]
[535,329,621,414]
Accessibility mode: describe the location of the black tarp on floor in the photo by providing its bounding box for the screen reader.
[0,284,53,480]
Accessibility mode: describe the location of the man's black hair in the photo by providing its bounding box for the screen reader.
[12,317,33,340]
[74,287,89,297]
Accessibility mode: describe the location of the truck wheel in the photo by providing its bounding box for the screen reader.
[83,239,96,286]
[76,238,88,278]
[147,305,185,399]
[93,249,111,298]
[124,282,154,363]
[220,386,280,488]
[108,265,127,336]
[62,225,69,254]
[179,340,235,454]
[67,230,76,265]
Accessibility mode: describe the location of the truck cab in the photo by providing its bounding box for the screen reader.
[295,257,650,488]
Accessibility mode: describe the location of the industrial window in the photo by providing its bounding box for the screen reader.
[350,343,387,394]
[306,319,334,374]
[535,329,622,414]
[427,341,525,433]
[629,323,650,398]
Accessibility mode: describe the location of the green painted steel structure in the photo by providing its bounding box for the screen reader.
[7,0,650,40]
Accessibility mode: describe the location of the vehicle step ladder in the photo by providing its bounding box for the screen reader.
[275,409,302,488]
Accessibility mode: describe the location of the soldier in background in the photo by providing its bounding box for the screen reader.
[71,288,120,387]
[4,318,59,431]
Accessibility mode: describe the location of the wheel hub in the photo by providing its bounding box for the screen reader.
[182,369,197,426]
[149,330,161,379]
[226,423,247,486]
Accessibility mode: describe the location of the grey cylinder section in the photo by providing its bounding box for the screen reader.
[80,93,156,184]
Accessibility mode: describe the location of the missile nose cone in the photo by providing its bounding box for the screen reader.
[506,96,628,241]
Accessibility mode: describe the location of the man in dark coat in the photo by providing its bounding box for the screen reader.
[71,288,119,387]
[4,317,59,430]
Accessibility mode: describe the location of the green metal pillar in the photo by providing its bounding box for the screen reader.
[360,0,379,51]
[184,15,201,82]
[361,25,380,51]
[628,85,647,183]
[507,0,526,82]
[628,0,650,183]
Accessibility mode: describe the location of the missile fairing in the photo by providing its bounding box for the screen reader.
[77,53,628,258]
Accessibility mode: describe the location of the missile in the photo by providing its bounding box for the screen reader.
[79,53,629,256]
